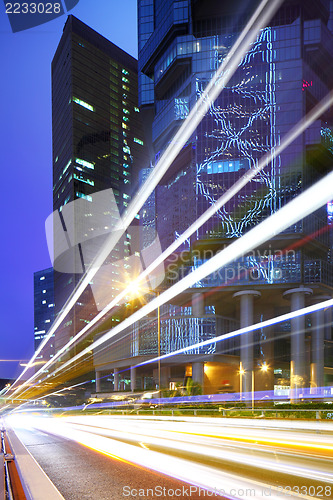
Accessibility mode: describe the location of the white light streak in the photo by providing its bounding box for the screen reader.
[34,170,333,384]
[8,415,331,500]
[23,89,333,394]
[9,0,284,396]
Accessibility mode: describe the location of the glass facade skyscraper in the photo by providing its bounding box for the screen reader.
[52,16,148,353]
[135,0,333,397]
[33,267,55,357]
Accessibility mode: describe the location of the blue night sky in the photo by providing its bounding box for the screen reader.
[0,0,138,379]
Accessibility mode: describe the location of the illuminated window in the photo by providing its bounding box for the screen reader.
[42,300,46,304]
[123,108,130,114]
[75,158,95,170]
[76,192,92,202]
[63,159,71,175]
[134,106,140,112]
[122,69,129,75]
[42,290,46,294]
[134,138,144,145]
[122,77,129,83]
[73,97,94,112]
[40,276,45,280]
[73,173,94,186]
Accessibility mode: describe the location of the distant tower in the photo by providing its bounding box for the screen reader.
[51,16,148,352]
[34,268,55,358]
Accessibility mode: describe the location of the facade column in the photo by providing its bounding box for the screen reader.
[233,290,261,397]
[192,292,205,317]
[192,362,204,386]
[324,306,332,341]
[130,366,137,392]
[160,366,170,388]
[310,296,330,395]
[283,287,312,401]
[113,369,119,392]
[95,371,101,393]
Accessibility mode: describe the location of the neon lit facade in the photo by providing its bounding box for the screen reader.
[135,0,333,395]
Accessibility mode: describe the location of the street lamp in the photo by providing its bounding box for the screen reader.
[157,291,161,392]
[252,362,269,408]
[239,362,269,408]
[239,362,245,402]
[127,280,161,392]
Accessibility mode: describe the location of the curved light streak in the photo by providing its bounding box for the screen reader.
[10,88,333,402]
[22,170,333,391]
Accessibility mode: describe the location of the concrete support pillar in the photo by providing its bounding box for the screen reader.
[233,290,261,396]
[192,292,205,317]
[95,371,101,393]
[130,366,137,392]
[324,306,332,341]
[160,366,170,388]
[283,287,312,401]
[192,362,204,386]
[113,370,119,392]
[310,296,330,395]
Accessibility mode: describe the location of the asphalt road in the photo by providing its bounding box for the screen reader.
[7,415,333,500]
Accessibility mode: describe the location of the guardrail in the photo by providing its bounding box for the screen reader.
[1,452,4,500]
[1,428,20,500]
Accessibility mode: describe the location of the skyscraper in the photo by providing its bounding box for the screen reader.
[135,0,333,397]
[33,267,55,357]
[52,16,148,353]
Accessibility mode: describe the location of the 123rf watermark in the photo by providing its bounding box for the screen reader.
[3,0,80,32]
[123,484,332,498]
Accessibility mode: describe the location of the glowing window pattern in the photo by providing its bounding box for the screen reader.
[196,28,279,240]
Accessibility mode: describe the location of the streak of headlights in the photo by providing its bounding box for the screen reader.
[7,414,333,500]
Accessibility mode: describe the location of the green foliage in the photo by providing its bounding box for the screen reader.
[186,378,202,396]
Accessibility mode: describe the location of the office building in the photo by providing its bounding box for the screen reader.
[92,0,333,398]
[33,267,55,357]
[136,0,333,398]
[52,16,148,353]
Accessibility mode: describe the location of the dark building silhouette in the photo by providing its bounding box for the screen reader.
[52,16,148,353]
[33,267,55,358]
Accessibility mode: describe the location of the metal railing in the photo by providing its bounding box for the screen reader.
[1,451,4,500]
[1,429,15,500]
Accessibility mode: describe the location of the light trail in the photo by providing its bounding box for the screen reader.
[9,167,333,400]
[137,298,333,367]
[38,169,333,385]
[8,0,283,393]
[31,89,333,387]
[7,414,333,500]
[58,420,333,482]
